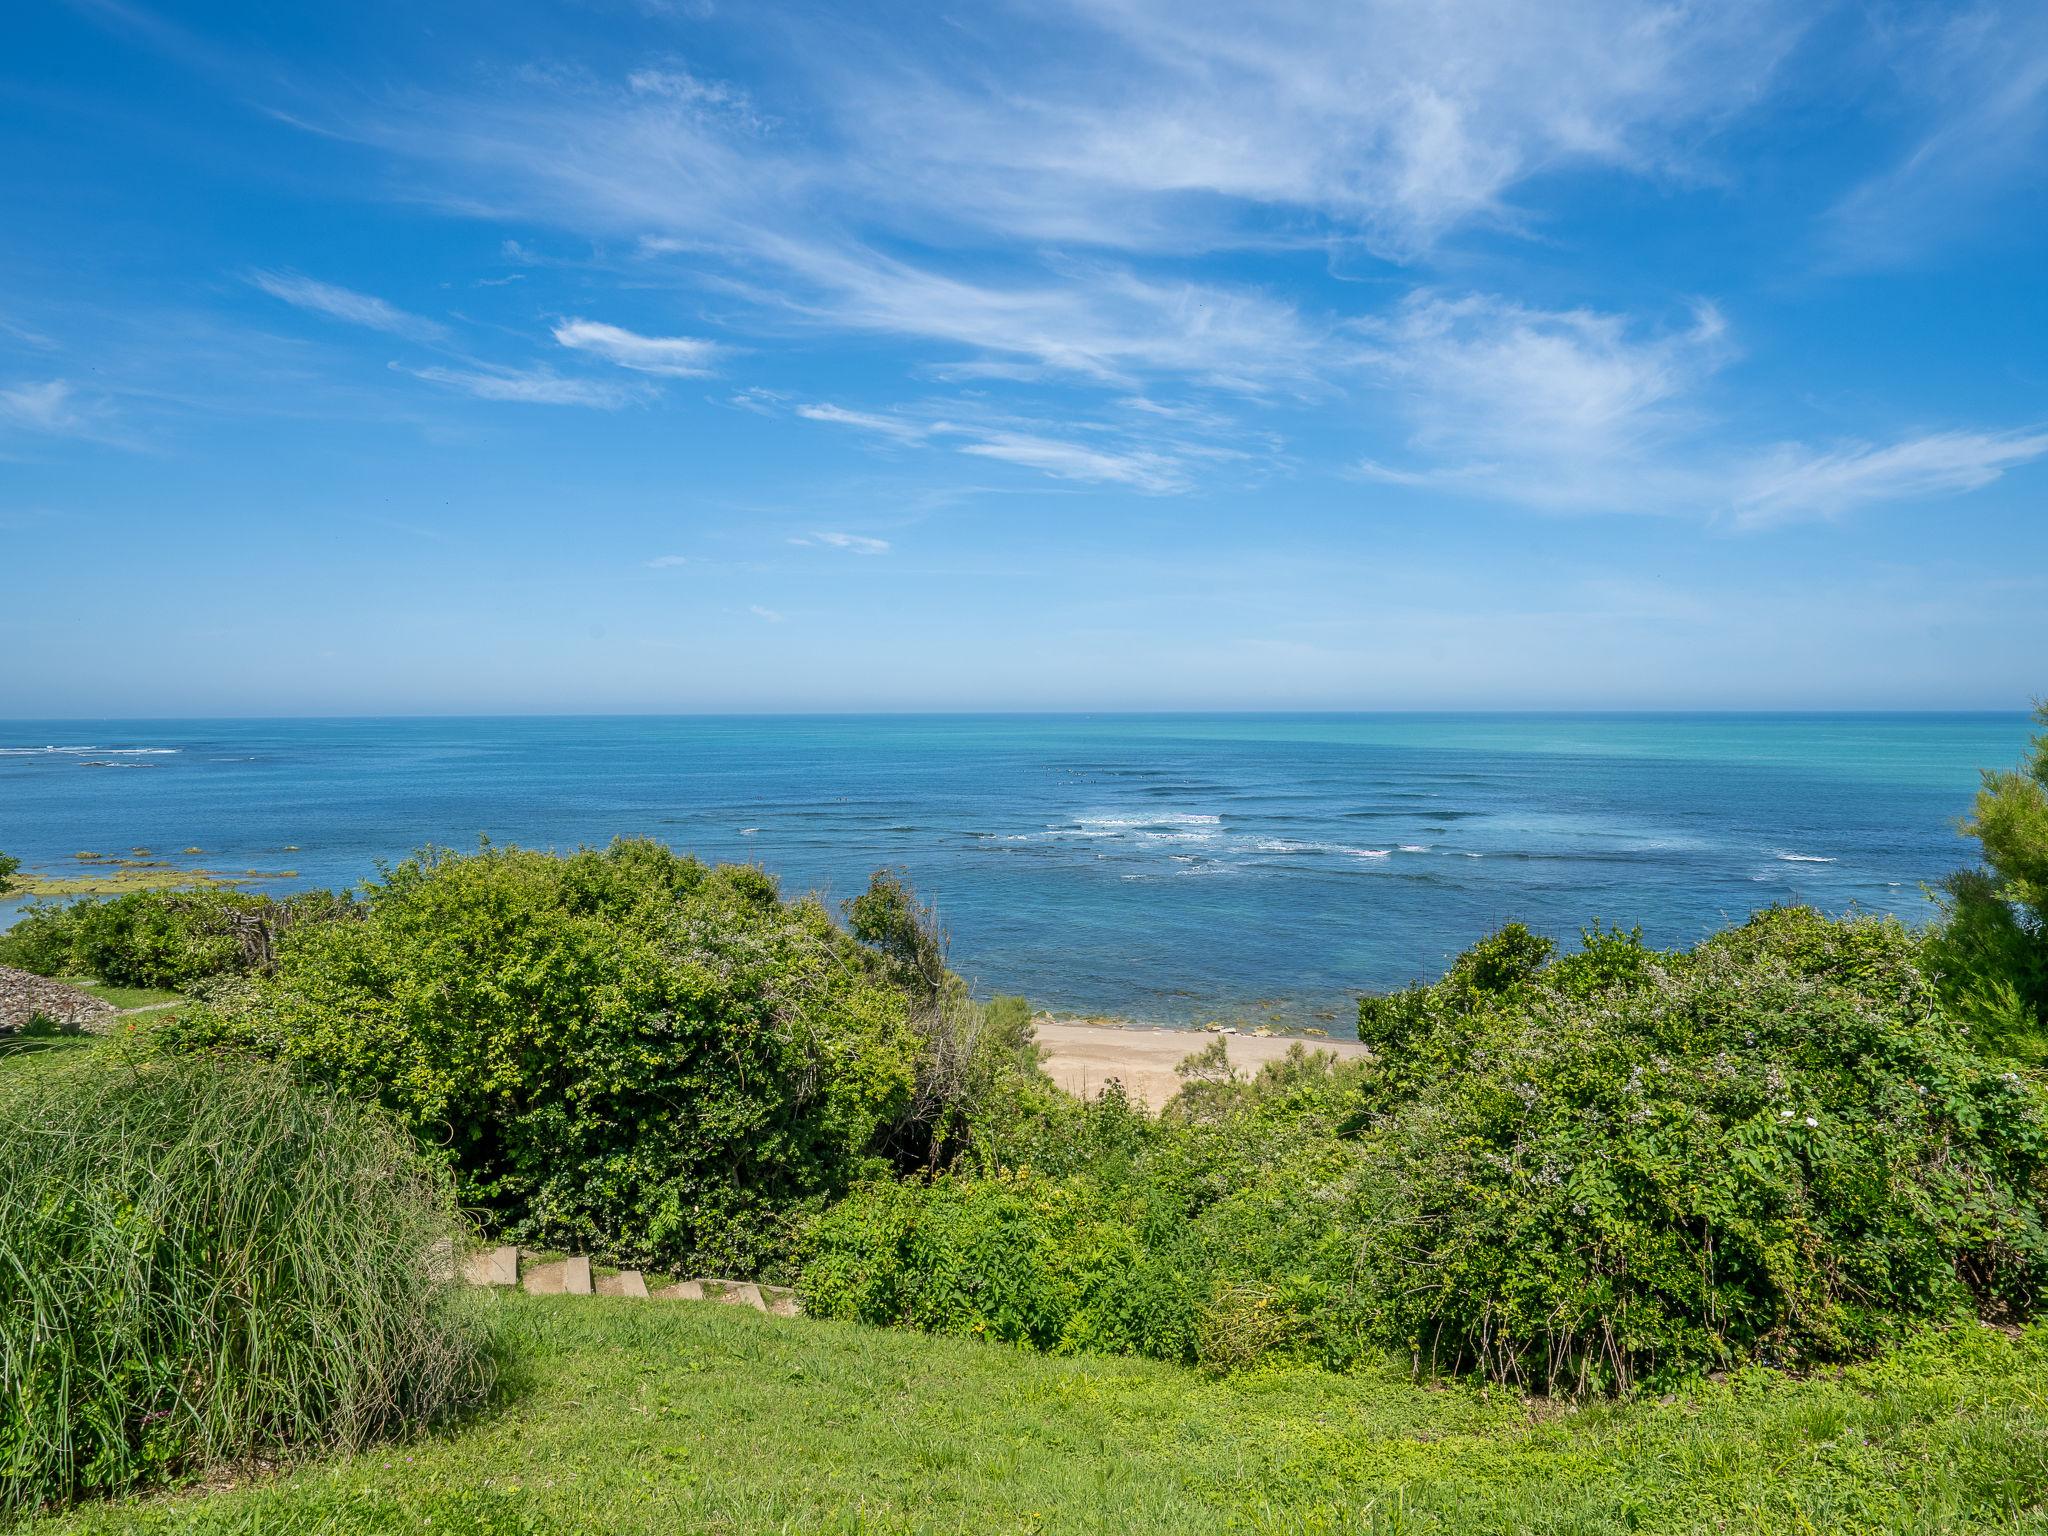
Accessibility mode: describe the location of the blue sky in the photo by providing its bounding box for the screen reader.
[3,0,2045,714]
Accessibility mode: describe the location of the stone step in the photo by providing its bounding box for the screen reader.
[521,1259,569,1295]
[715,1280,766,1312]
[521,1256,595,1296]
[495,1251,799,1316]
[464,1245,519,1287]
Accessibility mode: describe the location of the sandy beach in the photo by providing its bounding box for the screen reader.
[1033,1018,1371,1109]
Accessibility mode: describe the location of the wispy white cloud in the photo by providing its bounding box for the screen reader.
[954,430,1191,494]
[1826,4,2048,266]
[749,604,784,622]
[1353,292,1730,509]
[553,318,723,376]
[400,361,635,407]
[0,379,90,434]
[645,553,689,568]
[249,270,448,342]
[243,8,2042,533]
[795,397,1209,493]
[791,531,891,555]
[826,0,1796,257]
[1350,294,2048,521]
[1732,429,2048,526]
[795,402,929,441]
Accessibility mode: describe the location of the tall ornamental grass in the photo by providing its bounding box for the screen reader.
[0,1052,493,1516]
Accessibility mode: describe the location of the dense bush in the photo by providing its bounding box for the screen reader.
[803,1050,1387,1371]
[166,842,938,1277]
[1928,702,2048,1064]
[803,908,2048,1393]
[0,1052,490,1515]
[0,887,352,991]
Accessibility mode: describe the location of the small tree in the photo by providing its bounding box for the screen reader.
[0,851,19,898]
[1931,702,2048,1062]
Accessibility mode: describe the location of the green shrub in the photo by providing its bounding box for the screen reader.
[801,1062,1386,1372]
[1353,907,2048,1393]
[0,889,352,991]
[805,909,2048,1394]
[1928,700,2048,1064]
[0,1052,491,1515]
[166,842,927,1278]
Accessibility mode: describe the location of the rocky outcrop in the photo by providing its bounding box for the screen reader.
[0,967,115,1034]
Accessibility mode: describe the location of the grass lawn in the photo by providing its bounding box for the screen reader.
[32,1293,2048,1535]
[60,978,187,1012]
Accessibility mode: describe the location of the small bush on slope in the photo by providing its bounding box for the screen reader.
[0,888,354,991]
[165,842,927,1277]
[0,1052,489,1516]
[803,908,2048,1393]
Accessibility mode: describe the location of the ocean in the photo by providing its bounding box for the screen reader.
[0,713,2030,1029]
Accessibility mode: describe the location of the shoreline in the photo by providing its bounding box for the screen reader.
[1031,1014,1371,1108]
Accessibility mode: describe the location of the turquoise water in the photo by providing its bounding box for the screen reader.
[0,714,2030,1028]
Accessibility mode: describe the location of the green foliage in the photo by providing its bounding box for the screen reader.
[842,869,1052,1173]
[0,888,352,991]
[1929,701,2048,1064]
[0,851,19,899]
[807,909,2048,1394]
[0,1051,491,1516]
[166,843,926,1278]
[1353,906,2048,1393]
[844,868,947,1003]
[802,1052,1387,1372]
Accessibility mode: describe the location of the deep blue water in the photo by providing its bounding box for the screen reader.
[0,714,2030,1029]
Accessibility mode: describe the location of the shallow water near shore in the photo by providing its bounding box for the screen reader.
[0,712,2030,1029]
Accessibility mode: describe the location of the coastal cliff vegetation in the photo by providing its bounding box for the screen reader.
[2,707,2047,1521]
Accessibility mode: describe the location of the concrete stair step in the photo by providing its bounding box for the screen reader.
[521,1256,593,1296]
[464,1245,519,1287]
[712,1280,766,1312]
[486,1249,798,1315]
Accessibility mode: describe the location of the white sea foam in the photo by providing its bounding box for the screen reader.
[1074,812,1222,829]
[0,745,179,756]
[1397,844,1430,853]
[1773,851,1836,863]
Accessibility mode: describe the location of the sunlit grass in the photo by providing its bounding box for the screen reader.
[32,1293,2048,1534]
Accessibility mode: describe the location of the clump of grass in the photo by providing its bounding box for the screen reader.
[0,1051,495,1516]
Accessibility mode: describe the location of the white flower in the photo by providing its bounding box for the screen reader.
[1804,1115,1818,1128]
[1779,1110,1794,1120]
